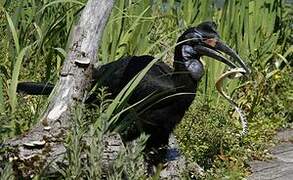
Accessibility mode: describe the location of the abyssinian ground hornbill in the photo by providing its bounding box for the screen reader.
[17,21,250,165]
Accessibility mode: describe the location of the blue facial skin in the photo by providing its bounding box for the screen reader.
[182,45,204,81]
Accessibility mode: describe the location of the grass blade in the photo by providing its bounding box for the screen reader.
[8,45,31,113]
[0,74,4,114]
[38,0,85,14]
[5,11,20,55]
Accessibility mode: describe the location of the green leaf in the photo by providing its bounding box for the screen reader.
[8,45,31,113]
[0,74,4,114]
[38,0,85,14]
[115,6,150,58]
[54,47,67,58]
[5,10,20,55]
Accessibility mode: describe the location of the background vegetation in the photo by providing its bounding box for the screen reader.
[0,0,292,179]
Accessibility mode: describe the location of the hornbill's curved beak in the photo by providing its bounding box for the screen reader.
[194,38,251,76]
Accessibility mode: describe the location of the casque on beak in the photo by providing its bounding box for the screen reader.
[195,37,251,76]
[201,38,251,76]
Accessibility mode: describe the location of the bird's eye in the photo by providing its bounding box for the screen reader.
[203,38,217,47]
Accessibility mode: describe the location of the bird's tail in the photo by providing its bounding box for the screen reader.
[17,82,54,95]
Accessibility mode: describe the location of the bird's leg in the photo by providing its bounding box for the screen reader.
[144,132,170,175]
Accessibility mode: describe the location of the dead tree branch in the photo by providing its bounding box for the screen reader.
[2,0,115,178]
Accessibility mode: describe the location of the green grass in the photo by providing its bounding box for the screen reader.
[0,0,292,179]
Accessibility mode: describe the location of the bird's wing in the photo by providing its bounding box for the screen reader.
[127,61,176,105]
[90,55,177,105]
[93,55,157,96]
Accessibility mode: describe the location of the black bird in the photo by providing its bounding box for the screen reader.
[17,21,250,165]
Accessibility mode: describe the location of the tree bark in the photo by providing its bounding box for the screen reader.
[1,0,115,178]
